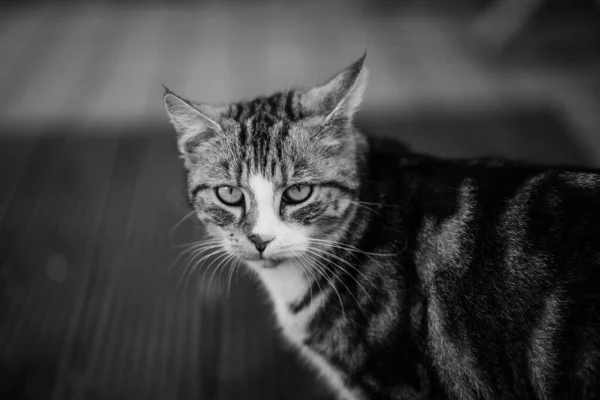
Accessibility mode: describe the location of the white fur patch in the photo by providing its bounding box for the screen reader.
[246,174,357,399]
[251,261,359,399]
[254,260,317,338]
[258,265,359,400]
[248,174,279,241]
[246,175,321,343]
[299,346,362,400]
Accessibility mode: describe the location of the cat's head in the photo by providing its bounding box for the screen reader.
[164,55,369,269]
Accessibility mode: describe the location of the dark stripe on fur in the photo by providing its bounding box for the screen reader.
[191,184,209,200]
[289,261,338,314]
[322,181,358,196]
[284,90,296,120]
[290,202,327,223]
[206,206,236,226]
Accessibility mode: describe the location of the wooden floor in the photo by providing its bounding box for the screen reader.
[0,106,595,400]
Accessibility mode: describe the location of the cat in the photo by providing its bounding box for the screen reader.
[163,54,600,400]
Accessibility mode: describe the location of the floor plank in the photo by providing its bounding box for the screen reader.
[0,125,119,399]
[0,130,41,227]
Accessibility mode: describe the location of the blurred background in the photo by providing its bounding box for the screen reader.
[0,0,599,399]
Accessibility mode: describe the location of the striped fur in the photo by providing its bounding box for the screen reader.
[165,56,600,399]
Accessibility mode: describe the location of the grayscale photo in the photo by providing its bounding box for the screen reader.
[1,0,600,399]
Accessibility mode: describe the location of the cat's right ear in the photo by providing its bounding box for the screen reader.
[299,53,368,123]
[162,86,223,157]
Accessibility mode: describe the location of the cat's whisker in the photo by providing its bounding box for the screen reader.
[305,240,364,265]
[204,251,232,293]
[351,200,405,210]
[176,248,224,292]
[226,256,241,297]
[178,242,223,268]
[226,255,240,293]
[177,245,224,265]
[307,243,380,266]
[308,238,399,257]
[301,255,324,308]
[226,258,235,297]
[312,256,349,318]
[210,252,238,295]
[307,246,378,302]
[302,254,334,303]
[175,238,222,255]
[295,258,313,305]
[349,201,380,216]
[308,237,371,252]
[303,255,330,313]
[232,257,244,295]
[175,247,212,289]
[176,243,224,281]
[304,249,367,314]
[307,244,378,286]
[303,252,346,319]
[300,257,321,303]
[167,239,223,274]
[296,252,323,294]
[304,254,328,307]
[170,210,197,234]
[235,258,242,285]
[173,237,223,250]
[185,247,225,284]
[282,246,340,304]
[217,254,233,292]
[353,201,384,206]
[290,250,320,305]
[171,242,224,273]
[201,251,230,290]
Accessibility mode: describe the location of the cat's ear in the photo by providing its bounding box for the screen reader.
[300,52,369,122]
[163,86,224,156]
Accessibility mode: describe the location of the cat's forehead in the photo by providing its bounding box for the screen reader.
[189,92,356,189]
[228,91,303,123]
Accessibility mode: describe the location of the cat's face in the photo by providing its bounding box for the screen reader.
[185,117,360,269]
[164,55,368,269]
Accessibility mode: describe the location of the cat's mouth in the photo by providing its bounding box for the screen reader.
[243,254,288,269]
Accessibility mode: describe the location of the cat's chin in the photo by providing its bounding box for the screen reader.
[244,257,288,269]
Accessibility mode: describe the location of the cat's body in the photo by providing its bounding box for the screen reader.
[164,55,600,399]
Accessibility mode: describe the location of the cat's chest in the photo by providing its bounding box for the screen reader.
[256,261,323,341]
[255,262,362,400]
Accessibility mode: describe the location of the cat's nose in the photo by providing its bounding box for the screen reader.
[247,234,274,253]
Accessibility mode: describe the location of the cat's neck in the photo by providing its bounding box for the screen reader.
[255,261,311,309]
[252,206,375,340]
[253,260,327,342]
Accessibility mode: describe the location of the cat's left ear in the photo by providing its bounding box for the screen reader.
[299,52,369,123]
[162,86,226,157]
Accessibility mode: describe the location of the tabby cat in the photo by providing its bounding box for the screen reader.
[163,54,600,399]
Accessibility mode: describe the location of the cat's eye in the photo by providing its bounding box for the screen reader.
[283,185,313,204]
[215,186,244,206]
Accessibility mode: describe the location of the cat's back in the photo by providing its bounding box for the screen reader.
[401,154,600,399]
